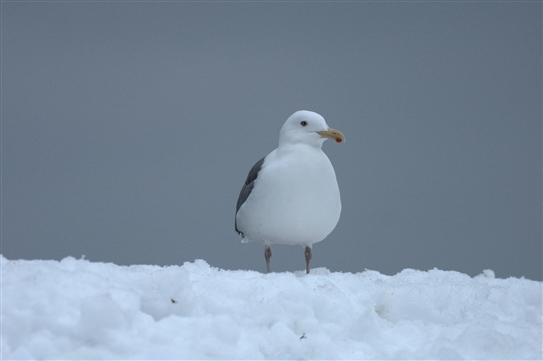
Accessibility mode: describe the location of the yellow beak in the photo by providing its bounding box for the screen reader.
[317,128,345,144]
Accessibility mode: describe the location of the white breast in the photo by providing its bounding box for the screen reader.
[236,144,341,246]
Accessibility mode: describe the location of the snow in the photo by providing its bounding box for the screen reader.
[1,256,541,360]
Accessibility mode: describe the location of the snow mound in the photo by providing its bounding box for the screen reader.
[1,256,541,359]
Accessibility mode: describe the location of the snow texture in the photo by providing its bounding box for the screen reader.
[1,256,541,360]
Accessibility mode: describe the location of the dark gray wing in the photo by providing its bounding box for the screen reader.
[235,156,265,236]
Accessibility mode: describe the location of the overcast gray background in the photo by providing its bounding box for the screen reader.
[2,2,541,280]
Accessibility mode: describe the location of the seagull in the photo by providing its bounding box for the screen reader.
[235,110,344,273]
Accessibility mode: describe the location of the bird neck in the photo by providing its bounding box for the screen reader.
[277,142,324,154]
[278,137,325,149]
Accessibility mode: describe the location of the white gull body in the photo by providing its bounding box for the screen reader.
[235,110,343,272]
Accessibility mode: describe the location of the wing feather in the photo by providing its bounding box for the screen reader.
[235,157,265,236]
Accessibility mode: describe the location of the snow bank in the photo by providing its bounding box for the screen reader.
[1,256,541,359]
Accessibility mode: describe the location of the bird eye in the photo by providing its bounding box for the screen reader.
[300,121,308,127]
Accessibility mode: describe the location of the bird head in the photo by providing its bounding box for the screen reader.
[279,110,345,148]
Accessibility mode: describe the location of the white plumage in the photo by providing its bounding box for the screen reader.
[235,110,344,273]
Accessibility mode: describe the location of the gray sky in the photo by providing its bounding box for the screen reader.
[2,2,541,280]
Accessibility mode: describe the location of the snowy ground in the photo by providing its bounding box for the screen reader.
[1,256,541,360]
